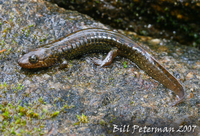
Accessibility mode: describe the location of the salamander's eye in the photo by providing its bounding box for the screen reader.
[29,55,39,64]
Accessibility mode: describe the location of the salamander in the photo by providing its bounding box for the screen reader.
[18,28,185,106]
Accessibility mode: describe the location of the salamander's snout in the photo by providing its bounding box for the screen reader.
[18,48,58,69]
[18,52,38,69]
[18,48,44,69]
[18,55,29,67]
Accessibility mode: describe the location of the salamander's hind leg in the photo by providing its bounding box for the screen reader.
[92,48,119,67]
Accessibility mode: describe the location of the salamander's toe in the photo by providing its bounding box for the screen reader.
[91,57,103,66]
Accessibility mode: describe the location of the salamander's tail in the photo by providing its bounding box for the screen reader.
[151,56,185,106]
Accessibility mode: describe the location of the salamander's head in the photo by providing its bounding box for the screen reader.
[18,48,58,69]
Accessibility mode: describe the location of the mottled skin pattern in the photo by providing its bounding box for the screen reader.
[18,28,185,106]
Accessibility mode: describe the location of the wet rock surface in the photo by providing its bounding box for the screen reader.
[47,0,200,49]
[0,0,199,135]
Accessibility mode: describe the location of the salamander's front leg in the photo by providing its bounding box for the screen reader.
[92,48,119,67]
[59,58,68,69]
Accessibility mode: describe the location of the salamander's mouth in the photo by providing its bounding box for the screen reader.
[18,54,57,69]
[18,48,56,69]
[18,56,29,68]
[18,55,45,69]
